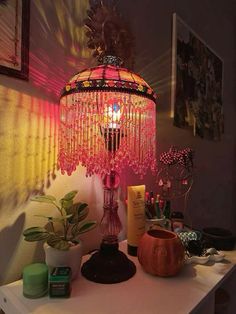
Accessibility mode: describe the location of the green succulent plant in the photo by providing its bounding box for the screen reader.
[23,190,97,251]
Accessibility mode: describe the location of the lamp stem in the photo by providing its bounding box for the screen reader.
[100,170,122,244]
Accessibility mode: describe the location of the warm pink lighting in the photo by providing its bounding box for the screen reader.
[58,64,157,177]
[57,0,157,283]
[58,60,157,283]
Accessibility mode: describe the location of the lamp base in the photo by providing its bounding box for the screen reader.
[81,242,136,284]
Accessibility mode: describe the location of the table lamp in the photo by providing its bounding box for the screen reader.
[58,1,157,283]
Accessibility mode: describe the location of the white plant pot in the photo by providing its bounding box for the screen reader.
[44,242,83,280]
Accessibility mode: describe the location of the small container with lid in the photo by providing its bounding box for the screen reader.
[23,263,48,298]
[49,267,72,298]
[170,211,184,232]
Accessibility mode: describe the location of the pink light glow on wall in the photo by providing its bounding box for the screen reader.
[29,0,95,98]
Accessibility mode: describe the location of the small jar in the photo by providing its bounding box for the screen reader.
[23,263,48,298]
[49,267,72,298]
[145,217,166,231]
[170,211,184,232]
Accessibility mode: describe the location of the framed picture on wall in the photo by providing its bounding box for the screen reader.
[0,0,30,80]
[171,13,224,141]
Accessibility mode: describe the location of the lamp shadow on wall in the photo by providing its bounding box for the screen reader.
[136,48,172,114]
[0,213,25,285]
[30,0,95,99]
[0,86,59,213]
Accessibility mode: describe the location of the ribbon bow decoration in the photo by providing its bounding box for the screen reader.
[159,147,194,171]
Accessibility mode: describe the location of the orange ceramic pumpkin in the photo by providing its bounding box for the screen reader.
[137,229,185,276]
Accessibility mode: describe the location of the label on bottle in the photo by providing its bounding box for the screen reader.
[127,185,145,252]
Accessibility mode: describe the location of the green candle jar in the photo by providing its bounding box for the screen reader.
[23,263,48,298]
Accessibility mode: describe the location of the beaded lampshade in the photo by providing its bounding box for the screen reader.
[58,64,157,178]
[58,62,157,284]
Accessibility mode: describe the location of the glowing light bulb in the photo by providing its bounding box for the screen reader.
[104,100,121,129]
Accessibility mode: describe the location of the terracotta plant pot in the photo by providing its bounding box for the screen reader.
[137,229,185,277]
[44,242,83,280]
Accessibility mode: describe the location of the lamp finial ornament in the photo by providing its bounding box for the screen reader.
[84,0,135,68]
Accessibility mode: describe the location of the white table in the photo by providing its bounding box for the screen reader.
[0,241,236,314]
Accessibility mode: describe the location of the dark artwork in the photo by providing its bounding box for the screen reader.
[173,15,224,141]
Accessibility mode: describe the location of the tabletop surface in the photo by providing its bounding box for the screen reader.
[0,241,236,314]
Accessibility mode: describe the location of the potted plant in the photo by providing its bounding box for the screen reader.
[23,190,97,279]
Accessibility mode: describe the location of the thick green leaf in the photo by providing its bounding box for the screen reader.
[67,202,81,215]
[61,207,67,217]
[30,195,56,204]
[34,214,72,222]
[34,214,53,220]
[71,223,79,237]
[24,232,50,242]
[23,226,48,236]
[68,202,88,214]
[42,195,56,201]
[47,235,70,250]
[65,203,77,217]
[71,221,96,237]
[50,214,72,222]
[77,203,88,213]
[77,207,89,222]
[61,190,78,201]
[67,203,88,224]
[67,213,77,224]
[60,199,73,211]
[77,221,97,234]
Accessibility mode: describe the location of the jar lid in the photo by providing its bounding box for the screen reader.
[170,211,184,219]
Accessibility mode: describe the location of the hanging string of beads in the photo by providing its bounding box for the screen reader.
[59,88,156,178]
